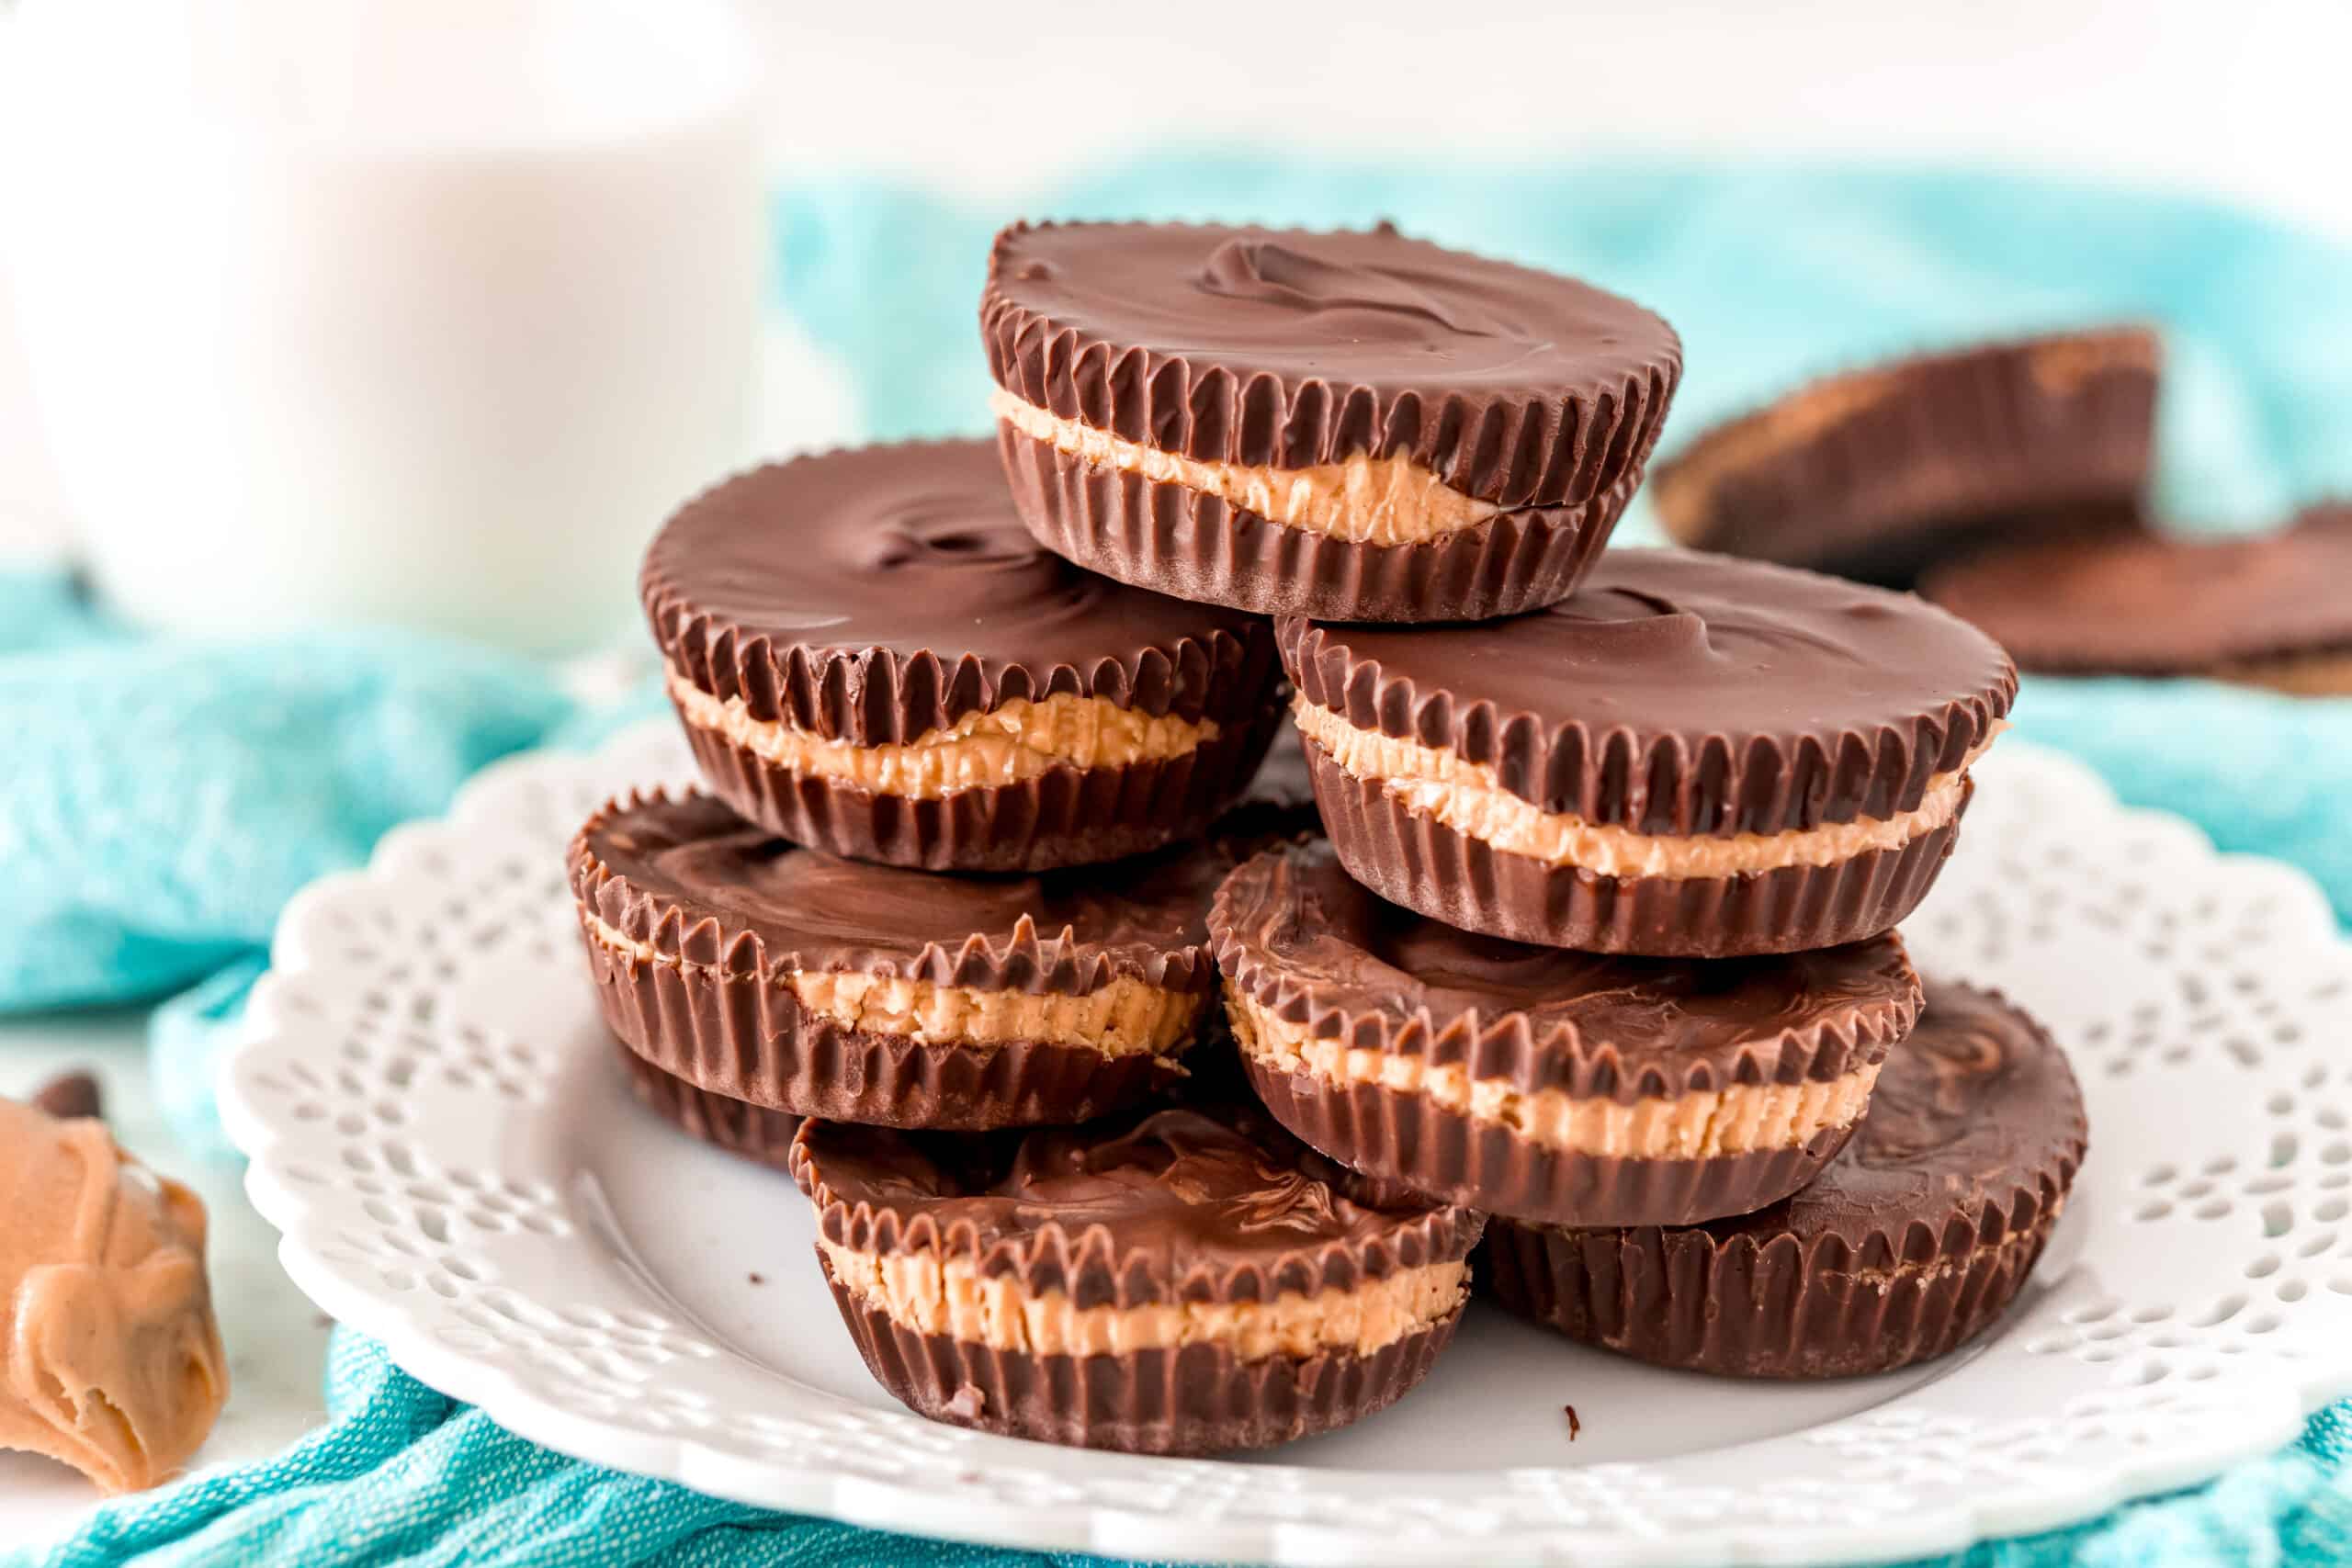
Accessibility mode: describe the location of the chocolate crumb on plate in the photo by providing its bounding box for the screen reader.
[29,1069,103,1122]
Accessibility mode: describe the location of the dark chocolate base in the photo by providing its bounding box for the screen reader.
[1240,1055,1859,1228]
[677,700,1281,874]
[1479,1207,2062,1380]
[1302,741,1967,957]
[997,423,1639,623]
[582,925,1191,1130]
[615,1041,800,1170]
[820,1256,1460,1454]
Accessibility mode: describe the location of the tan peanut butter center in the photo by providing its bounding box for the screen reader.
[1294,699,1990,879]
[585,914,1201,1057]
[819,1235,1465,1359]
[667,664,1218,798]
[0,1101,230,1495]
[1227,988,1880,1158]
[991,387,1498,545]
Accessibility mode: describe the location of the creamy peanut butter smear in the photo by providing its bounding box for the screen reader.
[0,1100,229,1495]
[820,1235,1465,1359]
[991,389,1498,545]
[667,665,1217,798]
[1227,989,1879,1157]
[585,914,1200,1056]
[1294,700,1989,879]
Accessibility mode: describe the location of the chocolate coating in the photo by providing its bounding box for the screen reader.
[1651,325,2159,587]
[1283,548,2017,836]
[574,791,1227,996]
[1300,749,1969,957]
[1210,842,1924,1102]
[1483,982,2087,1378]
[571,792,1235,1128]
[791,1102,1483,1311]
[983,222,1681,509]
[644,440,1279,740]
[824,1270,1458,1455]
[1920,503,2352,676]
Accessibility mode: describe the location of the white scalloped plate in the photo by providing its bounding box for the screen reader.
[220,721,2352,1567]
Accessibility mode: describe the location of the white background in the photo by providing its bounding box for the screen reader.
[5,0,2351,556]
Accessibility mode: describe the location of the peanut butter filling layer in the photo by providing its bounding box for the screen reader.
[991,388,1498,545]
[0,1101,230,1495]
[586,914,1202,1057]
[1227,988,1880,1158]
[819,1235,1465,1359]
[1294,699,1989,879]
[667,664,1219,799]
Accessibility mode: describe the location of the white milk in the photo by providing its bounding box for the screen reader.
[2,0,768,654]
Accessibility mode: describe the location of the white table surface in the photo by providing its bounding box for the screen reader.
[0,1014,334,1550]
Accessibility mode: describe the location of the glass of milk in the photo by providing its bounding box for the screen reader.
[2,0,769,655]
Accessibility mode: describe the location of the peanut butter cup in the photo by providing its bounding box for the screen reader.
[984,220,1681,622]
[1280,549,2017,956]
[1921,502,2352,690]
[571,791,1238,1130]
[1210,842,1925,1226]
[1483,982,2086,1378]
[642,439,1283,872]
[1651,325,2159,586]
[790,1102,1482,1453]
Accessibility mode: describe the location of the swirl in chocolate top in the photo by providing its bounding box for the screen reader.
[1211,843,1921,1100]
[1694,982,2086,1254]
[1920,503,2352,673]
[1281,548,2016,834]
[793,1103,1481,1307]
[983,221,1681,507]
[572,792,1232,996]
[642,441,1275,738]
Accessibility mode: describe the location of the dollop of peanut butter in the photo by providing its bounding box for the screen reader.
[0,1099,229,1494]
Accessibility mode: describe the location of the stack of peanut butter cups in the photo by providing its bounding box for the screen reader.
[569,220,2089,1457]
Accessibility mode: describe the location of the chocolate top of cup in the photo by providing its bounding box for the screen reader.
[571,791,1234,997]
[791,1101,1484,1309]
[1281,548,2017,835]
[1920,503,2352,674]
[642,440,1278,741]
[1679,982,2086,1259]
[1211,842,1923,1100]
[982,220,1682,509]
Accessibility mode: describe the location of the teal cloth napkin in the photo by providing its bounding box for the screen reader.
[9,152,2352,1566]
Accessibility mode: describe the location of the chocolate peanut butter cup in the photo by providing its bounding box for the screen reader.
[571,791,1238,1130]
[642,440,1282,872]
[616,1043,800,1172]
[1483,982,2086,1378]
[983,220,1681,622]
[1921,502,2352,690]
[1210,843,1925,1226]
[1279,549,2017,956]
[790,1102,1482,1453]
[1651,325,2159,586]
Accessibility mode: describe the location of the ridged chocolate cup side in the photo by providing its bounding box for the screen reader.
[1241,1055,1858,1228]
[581,923,1188,1130]
[820,1255,1460,1454]
[982,221,1682,508]
[676,696,1283,872]
[1479,1201,2064,1380]
[1650,325,2160,586]
[1302,744,1967,957]
[614,1042,800,1171]
[998,423,1640,622]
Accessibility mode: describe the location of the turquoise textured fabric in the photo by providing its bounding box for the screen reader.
[7,154,2352,1565]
